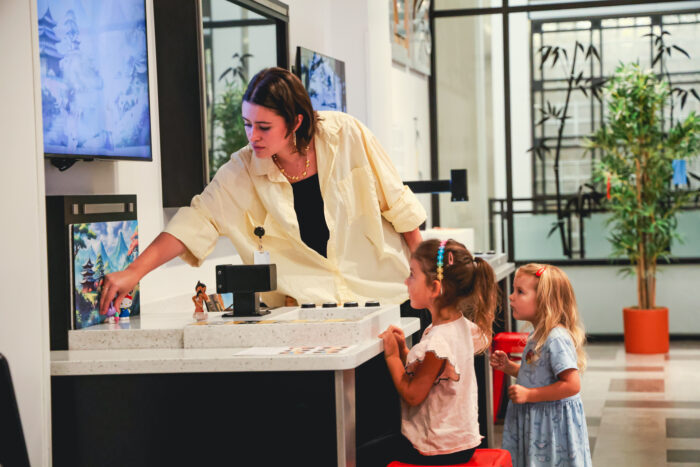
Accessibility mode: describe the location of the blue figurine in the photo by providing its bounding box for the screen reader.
[119,293,133,321]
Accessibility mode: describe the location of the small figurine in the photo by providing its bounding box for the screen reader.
[119,293,133,321]
[105,301,119,324]
[192,281,208,321]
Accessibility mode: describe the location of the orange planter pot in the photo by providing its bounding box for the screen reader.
[623,307,669,354]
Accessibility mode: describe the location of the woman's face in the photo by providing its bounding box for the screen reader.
[241,101,292,159]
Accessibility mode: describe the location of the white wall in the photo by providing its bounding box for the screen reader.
[0,0,52,464]
[563,265,700,335]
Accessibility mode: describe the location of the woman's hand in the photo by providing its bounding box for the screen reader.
[99,268,141,316]
[97,232,187,316]
[508,384,531,404]
[490,350,511,372]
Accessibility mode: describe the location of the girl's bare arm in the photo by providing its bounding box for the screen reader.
[385,351,445,406]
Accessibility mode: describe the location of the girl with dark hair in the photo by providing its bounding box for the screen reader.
[360,239,498,466]
[100,67,425,316]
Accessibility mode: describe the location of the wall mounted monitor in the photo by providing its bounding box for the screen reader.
[295,46,347,112]
[38,0,152,161]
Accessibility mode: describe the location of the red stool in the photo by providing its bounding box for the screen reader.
[492,332,528,422]
[387,448,512,467]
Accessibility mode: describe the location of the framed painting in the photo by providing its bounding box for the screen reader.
[70,220,140,329]
[295,47,347,112]
[390,0,410,65]
[410,0,431,75]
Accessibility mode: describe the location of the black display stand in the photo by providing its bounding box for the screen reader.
[216,264,276,316]
[45,195,137,350]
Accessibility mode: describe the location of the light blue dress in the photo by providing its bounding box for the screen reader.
[502,327,592,467]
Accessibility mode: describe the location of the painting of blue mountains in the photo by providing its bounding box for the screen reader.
[298,47,346,112]
[71,220,139,329]
[38,0,152,160]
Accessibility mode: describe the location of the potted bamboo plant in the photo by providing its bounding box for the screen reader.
[589,62,700,353]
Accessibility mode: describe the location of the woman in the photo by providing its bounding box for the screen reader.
[99,67,426,314]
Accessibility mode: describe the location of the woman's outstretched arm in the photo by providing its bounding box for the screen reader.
[98,232,186,314]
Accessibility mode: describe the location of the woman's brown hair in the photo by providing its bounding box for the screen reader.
[412,239,498,352]
[242,67,319,154]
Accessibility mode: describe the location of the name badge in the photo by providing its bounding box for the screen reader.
[254,250,270,265]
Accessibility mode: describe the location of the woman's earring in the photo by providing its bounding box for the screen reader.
[292,131,297,149]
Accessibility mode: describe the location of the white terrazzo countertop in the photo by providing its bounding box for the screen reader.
[53,256,511,377]
[67,307,295,350]
[51,317,419,376]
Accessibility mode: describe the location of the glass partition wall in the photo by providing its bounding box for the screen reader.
[432,0,700,264]
[433,13,503,253]
[202,0,283,181]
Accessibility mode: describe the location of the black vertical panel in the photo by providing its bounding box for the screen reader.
[153,0,207,208]
[429,0,440,226]
[0,355,30,467]
[51,371,337,466]
[45,196,73,350]
[277,20,289,69]
[502,3,515,263]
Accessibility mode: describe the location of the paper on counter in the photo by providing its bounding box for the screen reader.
[235,345,352,356]
[236,347,289,356]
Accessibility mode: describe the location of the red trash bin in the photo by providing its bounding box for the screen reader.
[492,332,528,423]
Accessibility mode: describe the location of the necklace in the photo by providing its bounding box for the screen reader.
[272,154,310,181]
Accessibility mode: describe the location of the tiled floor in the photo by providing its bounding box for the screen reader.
[493,340,700,466]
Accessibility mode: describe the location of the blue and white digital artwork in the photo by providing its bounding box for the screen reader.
[38,0,152,160]
[71,220,140,329]
[299,48,346,112]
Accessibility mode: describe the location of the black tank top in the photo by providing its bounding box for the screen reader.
[291,174,330,258]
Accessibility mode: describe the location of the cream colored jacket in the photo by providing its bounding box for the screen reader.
[165,111,426,306]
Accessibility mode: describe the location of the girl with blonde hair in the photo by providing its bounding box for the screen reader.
[490,263,591,466]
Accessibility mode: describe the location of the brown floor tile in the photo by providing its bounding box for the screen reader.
[587,366,664,372]
[609,378,664,392]
[605,400,700,409]
[667,418,700,438]
[667,449,700,463]
[587,416,601,427]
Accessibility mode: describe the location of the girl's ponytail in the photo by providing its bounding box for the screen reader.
[466,256,497,352]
